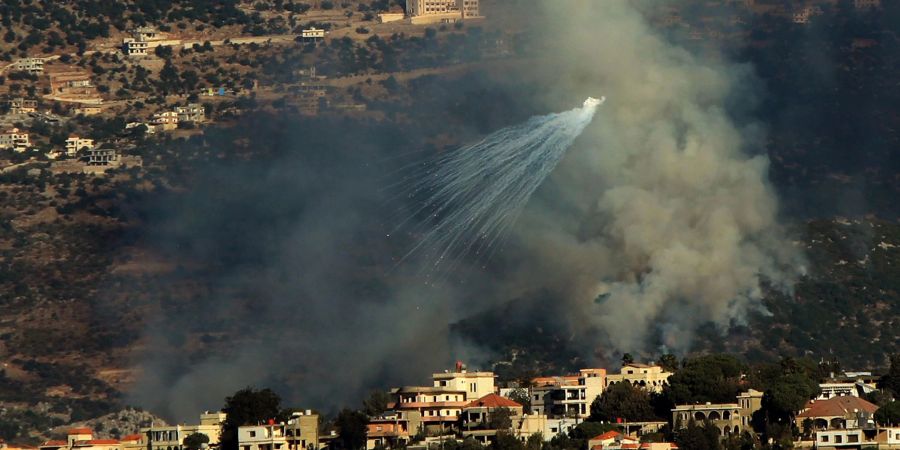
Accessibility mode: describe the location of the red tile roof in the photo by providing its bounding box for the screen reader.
[41,441,67,447]
[466,393,522,409]
[590,431,622,441]
[120,435,142,442]
[796,396,878,419]
[68,428,93,435]
[84,440,119,445]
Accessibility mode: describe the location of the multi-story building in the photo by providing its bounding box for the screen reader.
[6,98,37,114]
[392,386,468,435]
[152,111,180,130]
[406,0,479,23]
[66,136,95,156]
[143,411,227,450]
[737,389,763,430]
[366,412,410,450]
[0,128,30,152]
[237,411,318,450]
[460,394,524,444]
[796,396,878,432]
[531,369,606,419]
[123,38,150,56]
[432,362,495,400]
[176,104,206,123]
[14,58,44,74]
[301,28,325,42]
[40,429,125,450]
[672,403,743,436]
[86,146,119,167]
[605,363,672,393]
[817,381,878,400]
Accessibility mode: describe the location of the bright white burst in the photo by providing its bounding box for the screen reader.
[399,97,603,271]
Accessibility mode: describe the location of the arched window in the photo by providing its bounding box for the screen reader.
[694,412,706,421]
[708,411,721,420]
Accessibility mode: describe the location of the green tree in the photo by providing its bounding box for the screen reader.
[488,407,513,430]
[334,409,367,450]
[363,390,391,417]
[879,354,900,397]
[492,431,524,450]
[622,353,634,365]
[220,387,283,450]
[875,401,900,426]
[675,420,721,450]
[183,432,210,450]
[659,354,679,372]
[589,382,656,423]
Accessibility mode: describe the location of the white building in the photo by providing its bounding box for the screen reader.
[406,0,479,23]
[66,136,95,157]
[0,128,30,152]
[238,412,319,450]
[123,38,150,56]
[151,111,179,130]
[143,411,227,450]
[301,28,325,42]
[531,369,606,418]
[605,363,673,393]
[432,363,495,400]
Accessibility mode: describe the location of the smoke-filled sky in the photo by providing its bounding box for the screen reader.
[129,0,804,419]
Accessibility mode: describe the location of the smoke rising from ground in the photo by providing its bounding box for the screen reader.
[509,1,805,354]
[129,0,805,418]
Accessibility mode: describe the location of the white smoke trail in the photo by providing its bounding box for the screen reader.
[401,97,603,269]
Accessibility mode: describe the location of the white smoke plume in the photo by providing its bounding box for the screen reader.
[505,0,805,354]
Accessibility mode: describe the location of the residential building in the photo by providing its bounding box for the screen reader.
[66,136,95,156]
[237,411,318,450]
[176,104,206,123]
[151,111,179,130]
[815,427,878,448]
[606,363,672,393]
[531,369,606,418]
[378,11,405,23]
[123,38,150,56]
[50,72,94,94]
[301,28,325,42]
[796,396,878,431]
[14,58,44,74]
[737,389,764,430]
[366,413,410,450]
[6,98,37,114]
[391,386,467,435]
[406,0,479,23]
[432,362,496,400]
[541,417,579,442]
[0,128,30,152]
[587,431,638,450]
[672,403,743,436]
[133,26,159,41]
[73,105,102,116]
[817,381,878,400]
[144,411,227,450]
[460,394,524,444]
[85,146,119,168]
[876,426,900,447]
[40,429,122,450]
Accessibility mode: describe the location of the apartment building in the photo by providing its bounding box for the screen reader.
[406,0,479,23]
[66,136,95,156]
[14,58,44,74]
[151,111,179,130]
[531,369,606,419]
[737,389,763,430]
[40,429,124,450]
[237,411,319,450]
[606,363,672,393]
[672,403,743,436]
[432,362,496,400]
[143,411,227,450]
[0,128,30,152]
[366,412,410,450]
[460,394,524,444]
[392,386,468,435]
[123,38,150,56]
[176,104,206,123]
[6,98,37,114]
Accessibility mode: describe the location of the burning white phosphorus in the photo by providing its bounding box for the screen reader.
[402,97,604,269]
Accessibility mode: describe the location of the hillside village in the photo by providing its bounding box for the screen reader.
[0,1,899,450]
[5,357,900,450]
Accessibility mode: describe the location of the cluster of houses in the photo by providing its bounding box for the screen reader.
[24,362,898,450]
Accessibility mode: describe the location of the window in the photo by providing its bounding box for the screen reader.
[848,435,858,443]
[250,432,257,438]
[821,435,829,442]
[835,435,842,443]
